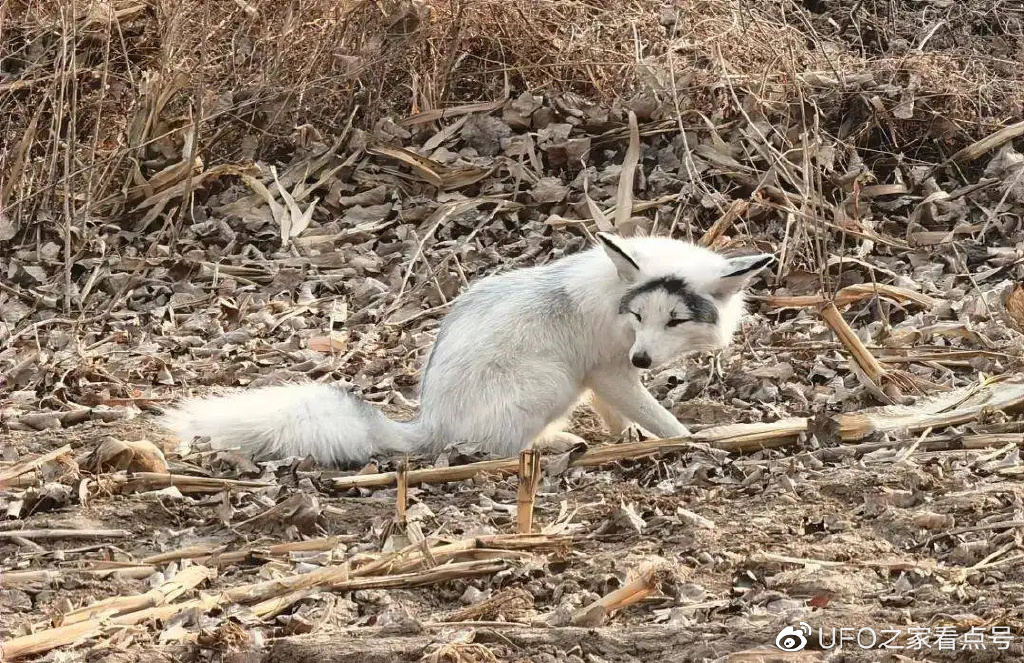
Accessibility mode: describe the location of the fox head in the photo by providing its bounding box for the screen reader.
[597,232,775,369]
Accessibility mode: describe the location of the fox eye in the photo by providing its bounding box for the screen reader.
[666,318,688,328]
[631,311,642,323]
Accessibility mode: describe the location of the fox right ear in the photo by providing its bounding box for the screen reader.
[597,232,640,282]
[709,253,776,299]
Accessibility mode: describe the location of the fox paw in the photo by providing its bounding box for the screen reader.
[533,432,588,454]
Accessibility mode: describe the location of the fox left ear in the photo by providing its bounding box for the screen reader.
[596,232,641,282]
[710,253,776,298]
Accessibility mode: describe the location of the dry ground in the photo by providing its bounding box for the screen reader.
[4,0,1024,661]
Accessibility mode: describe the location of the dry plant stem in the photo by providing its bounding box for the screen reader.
[915,520,1024,551]
[765,284,938,310]
[332,419,808,490]
[613,110,641,231]
[249,588,315,619]
[141,536,343,566]
[699,199,749,247]
[836,377,1024,440]
[10,537,45,552]
[810,433,1024,462]
[947,119,1024,164]
[571,568,659,626]
[55,564,216,626]
[221,559,505,605]
[2,559,510,660]
[352,539,468,578]
[398,98,507,127]
[516,450,541,535]
[230,561,503,619]
[3,566,216,660]
[0,528,130,541]
[2,592,222,661]
[0,445,73,488]
[751,552,937,574]
[1,565,157,588]
[352,534,565,578]
[819,303,887,383]
[111,472,273,494]
[819,301,907,403]
[140,543,221,564]
[440,586,532,623]
[396,461,408,526]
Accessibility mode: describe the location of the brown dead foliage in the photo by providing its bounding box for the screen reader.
[3,0,1024,661]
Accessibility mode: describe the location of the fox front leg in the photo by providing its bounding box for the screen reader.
[585,370,691,440]
[588,392,628,435]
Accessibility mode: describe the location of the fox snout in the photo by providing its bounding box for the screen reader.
[630,351,652,369]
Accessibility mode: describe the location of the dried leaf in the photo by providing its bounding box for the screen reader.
[88,438,169,473]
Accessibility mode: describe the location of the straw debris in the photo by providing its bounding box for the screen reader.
[4,0,1024,660]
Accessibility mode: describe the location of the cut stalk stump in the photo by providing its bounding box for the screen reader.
[517,450,541,534]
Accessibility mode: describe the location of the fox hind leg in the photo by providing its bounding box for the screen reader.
[529,406,588,454]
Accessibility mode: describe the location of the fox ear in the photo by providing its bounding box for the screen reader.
[710,253,775,298]
[596,232,640,282]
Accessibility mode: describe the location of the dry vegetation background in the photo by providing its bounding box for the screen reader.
[3,0,1024,661]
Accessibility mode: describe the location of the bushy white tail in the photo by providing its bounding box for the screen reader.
[160,383,419,467]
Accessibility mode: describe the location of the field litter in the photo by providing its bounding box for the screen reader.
[3,0,1024,661]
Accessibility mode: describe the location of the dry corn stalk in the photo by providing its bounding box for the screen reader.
[613,110,641,232]
[819,302,919,404]
[396,461,409,526]
[332,418,807,490]
[516,450,541,534]
[699,199,749,247]
[109,471,273,494]
[835,375,1024,440]
[440,586,534,623]
[353,533,567,578]
[570,560,672,626]
[142,535,343,566]
[0,445,73,489]
[53,564,216,627]
[0,528,131,541]
[767,283,938,310]
[1,594,222,661]
[1,565,157,588]
[1,559,510,661]
[4,566,216,660]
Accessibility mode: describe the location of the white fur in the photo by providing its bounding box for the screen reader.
[161,383,416,466]
[159,233,773,467]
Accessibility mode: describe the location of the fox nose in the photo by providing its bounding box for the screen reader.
[631,352,652,369]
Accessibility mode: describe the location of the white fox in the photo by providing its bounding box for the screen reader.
[160,233,774,467]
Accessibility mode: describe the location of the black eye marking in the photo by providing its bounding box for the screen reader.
[619,276,719,325]
[666,318,690,328]
[631,311,642,323]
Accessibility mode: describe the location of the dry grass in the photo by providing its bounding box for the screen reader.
[3,0,1023,242]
